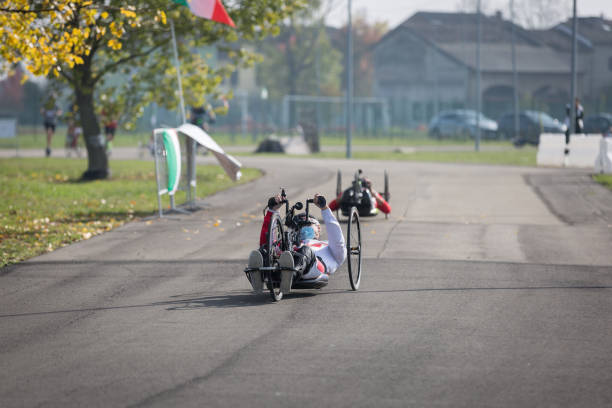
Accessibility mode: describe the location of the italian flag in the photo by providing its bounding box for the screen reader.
[173,0,235,27]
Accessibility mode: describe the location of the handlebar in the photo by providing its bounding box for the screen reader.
[269,189,327,229]
[306,196,326,208]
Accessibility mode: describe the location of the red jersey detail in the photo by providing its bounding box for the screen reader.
[373,191,391,214]
[316,259,326,273]
[259,211,274,246]
[306,242,326,248]
[329,191,390,214]
[328,194,341,211]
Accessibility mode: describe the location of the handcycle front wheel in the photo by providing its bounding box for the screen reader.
[336,169,342,219]
[347,206,362,290]
[265,213,286,301]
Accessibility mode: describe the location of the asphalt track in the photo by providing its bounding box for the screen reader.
[1,156,612,407]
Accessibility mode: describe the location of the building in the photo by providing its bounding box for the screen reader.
[372,12,612,128]
[532,16,612,112]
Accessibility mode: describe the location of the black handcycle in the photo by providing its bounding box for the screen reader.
[335,169,390,219]
[244,189,362,301]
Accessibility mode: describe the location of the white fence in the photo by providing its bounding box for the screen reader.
[536,133,566,167]
[595,138,612,173]
[537,133,612,173]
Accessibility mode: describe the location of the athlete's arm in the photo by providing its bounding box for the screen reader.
[318,196,346,265]
[321,208,346,265]
[328,197,340,211]
[372,190,391,214]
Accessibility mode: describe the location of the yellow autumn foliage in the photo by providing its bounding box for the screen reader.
[0,0,151,76]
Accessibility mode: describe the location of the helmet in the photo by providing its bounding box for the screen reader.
[295,213,320,241]
[295,212,319,226]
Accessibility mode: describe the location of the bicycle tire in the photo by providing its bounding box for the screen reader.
[347,206,362,290]
[383,170,390,220]
[384,170,390,203]
[336,170,342,219]
[266,213,285,301]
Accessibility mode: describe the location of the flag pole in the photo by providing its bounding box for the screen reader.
[346,0,353,159]
[167,1,236,208]
[170,18,196,206]
[170,19,187,124]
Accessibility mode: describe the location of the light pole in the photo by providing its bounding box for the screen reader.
[569,0,578,135]
[511,0,519,141]
[346,0,353,159]
[432,19,442,117]
[475,0,482,152]
[260,87,268,138]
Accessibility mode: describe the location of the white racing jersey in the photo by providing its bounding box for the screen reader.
[300,208,346,279]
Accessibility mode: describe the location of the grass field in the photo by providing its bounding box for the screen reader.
[593,174,612,191]
[0,158,261,268]
[1,127,511,150]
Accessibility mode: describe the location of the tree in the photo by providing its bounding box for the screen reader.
[1,0,305,179]
[455,0,572,29]
[513,0,572,29]
[256,0,343,98]
[336,9,388,97]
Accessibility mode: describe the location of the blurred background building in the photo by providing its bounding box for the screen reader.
[1,8,611,139]
[373,12,612,129]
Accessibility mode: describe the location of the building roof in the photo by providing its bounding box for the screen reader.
[437,43,571,73]
[531,17,612,51]
[374,11,582,74]
[396,11,540,46]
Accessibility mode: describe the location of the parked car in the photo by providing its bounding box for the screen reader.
[583,113,612,134]
[497,110,566,146]
[428,110,498,140]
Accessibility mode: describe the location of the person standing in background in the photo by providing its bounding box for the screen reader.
[563,104,571,145]
[575,97,584,134]
[41,95,61,157]
[101,102,119,156]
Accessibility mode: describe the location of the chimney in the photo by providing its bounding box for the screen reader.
[495,10,503,20]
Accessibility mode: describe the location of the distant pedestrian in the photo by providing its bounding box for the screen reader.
[41,95,61,157]
[189,104,216,132]
[563,104,571,144]
[574,97,584,134]
[65,102,82,157]
[101,102,119,156]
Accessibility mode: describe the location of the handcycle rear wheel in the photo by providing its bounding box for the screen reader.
[383,170,390,219]
[383,170,390,202]
[347,206,362,290]
[265,213,286,301]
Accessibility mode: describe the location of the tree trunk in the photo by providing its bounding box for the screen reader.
[75,79,108,180]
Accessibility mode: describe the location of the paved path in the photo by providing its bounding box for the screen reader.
[1,153,612,407]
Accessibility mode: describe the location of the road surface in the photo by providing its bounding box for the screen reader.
[1,156,612,407]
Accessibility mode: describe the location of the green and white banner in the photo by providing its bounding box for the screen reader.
[177,123,242,181]
[161,129,181,195]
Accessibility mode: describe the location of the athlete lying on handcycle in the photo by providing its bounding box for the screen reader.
[247,193,346,293]
[330,170,391,217]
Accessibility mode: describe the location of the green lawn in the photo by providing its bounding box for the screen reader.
[0,158,261,267]
[1,127,512,149]
[593,174,612,191]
